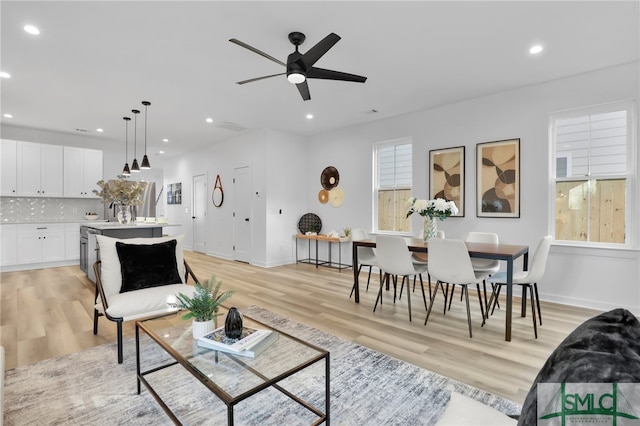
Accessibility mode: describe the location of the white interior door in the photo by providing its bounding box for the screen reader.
[192,174,207,253]
[233,166,251,263]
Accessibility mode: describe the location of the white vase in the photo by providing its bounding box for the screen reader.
[423,216,438,242]
[192,319,215,339]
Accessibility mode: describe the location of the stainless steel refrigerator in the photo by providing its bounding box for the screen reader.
[104,181,156,221]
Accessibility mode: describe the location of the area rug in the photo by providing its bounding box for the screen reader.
[4,306,520,425]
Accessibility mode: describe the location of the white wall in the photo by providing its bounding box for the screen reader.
[306,62,640,313]
[161,128,307,267]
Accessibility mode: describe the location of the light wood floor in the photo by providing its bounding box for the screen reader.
[0,251,602,404]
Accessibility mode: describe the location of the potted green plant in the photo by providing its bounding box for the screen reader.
[175,275,234,338]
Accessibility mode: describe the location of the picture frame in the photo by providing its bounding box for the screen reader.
[429,146,465,217]
[476,138,520,218]
[167,182,182,205]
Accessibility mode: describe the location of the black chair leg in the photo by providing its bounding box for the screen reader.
[366,266,373,291]
[418,274,428,310]
[117,320,124,364]
[521,286,528,318]
[534,283,542,325]
[405,276,412,322]
[424,281,440,325]
[476,284,486,326]
[529,285,538,339]
[447,284,455,312]
[373,273,386,312]
[490,284,502,315]
[93,309,99,334]
[350,264,364,298]
[464,285,473,338]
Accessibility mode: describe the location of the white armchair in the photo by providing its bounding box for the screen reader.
[93,235,198,363]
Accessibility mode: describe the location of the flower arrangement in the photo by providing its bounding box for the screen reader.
[406,197,459,220]
[93,175,148,206]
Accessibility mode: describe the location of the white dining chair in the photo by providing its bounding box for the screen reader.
[487,235,552,338]
[424,238,490,337]
[349,228,378,298]
[449,232,501,316]
[411,229,444,300]
[373,235,429,322]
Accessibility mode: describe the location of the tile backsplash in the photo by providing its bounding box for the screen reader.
[0,197,103,222]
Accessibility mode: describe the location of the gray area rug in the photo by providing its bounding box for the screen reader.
[4,306,520,425]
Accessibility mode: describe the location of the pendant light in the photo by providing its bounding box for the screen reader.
[131,109,140,172]
[140,101,151,169]
[122,116,131,176]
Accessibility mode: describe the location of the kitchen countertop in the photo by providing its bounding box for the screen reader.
[82,222,179,230]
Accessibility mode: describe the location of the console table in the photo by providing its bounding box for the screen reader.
[295,234,352,271]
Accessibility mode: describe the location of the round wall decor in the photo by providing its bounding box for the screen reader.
[318,189,329,204]
[320,166,340,190]
[328,187,344,207]
[298,213,322,234]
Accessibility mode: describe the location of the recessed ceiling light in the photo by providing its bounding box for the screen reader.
[96,128,104,132]
[529,44,543,55]
[24,25,40,35]
[162,138,169,142]
[159,150,165,154]
[3,113,13,118]
[206,118,213,123]
[0,71,11,79]
[306,114,313,119]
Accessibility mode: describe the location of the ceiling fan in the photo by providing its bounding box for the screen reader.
[229,32,367,101]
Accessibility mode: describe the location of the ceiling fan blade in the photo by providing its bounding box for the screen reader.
[306,67,367,83]
[296,80,311,101]
[236,73,286,85]
[229,38,286,67]
[300,33,341,68]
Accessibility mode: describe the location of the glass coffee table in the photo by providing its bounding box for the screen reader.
[135,310,330,425]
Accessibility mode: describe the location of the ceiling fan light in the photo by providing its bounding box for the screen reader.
[287,72,306,84]
[140,155,151,169]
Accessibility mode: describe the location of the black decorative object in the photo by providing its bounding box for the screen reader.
[297,213,322,234]
[320,166,340,190]
[224,307,243,339]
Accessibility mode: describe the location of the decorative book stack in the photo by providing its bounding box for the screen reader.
[198,326,278,358]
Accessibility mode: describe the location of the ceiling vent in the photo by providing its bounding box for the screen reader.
[215,121,247,132]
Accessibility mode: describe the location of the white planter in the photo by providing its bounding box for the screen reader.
[192,319,215,339]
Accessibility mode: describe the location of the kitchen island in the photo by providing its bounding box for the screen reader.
[80,222,179,282]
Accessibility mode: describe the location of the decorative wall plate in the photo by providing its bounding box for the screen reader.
[298,213,322,234]
[318,189,329,204]
[328,187,344,207]
[320,166,340,190]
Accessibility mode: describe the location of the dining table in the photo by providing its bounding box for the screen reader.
[351,237,529,341]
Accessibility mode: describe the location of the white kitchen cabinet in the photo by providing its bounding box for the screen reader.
[17,223,66,264]
[63,147,103,198]
[65,223,80,260]
[1,139,18,196]
[1,224,18,266]
[16,141,64,197]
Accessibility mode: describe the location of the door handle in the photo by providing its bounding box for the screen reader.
[192,216,196,219]
[245,218,249,222]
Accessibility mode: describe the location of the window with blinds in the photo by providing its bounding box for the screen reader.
[374,138,412,233]
[551,102,634,245]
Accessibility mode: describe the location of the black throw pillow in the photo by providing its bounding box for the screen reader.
[116,240,182,293]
